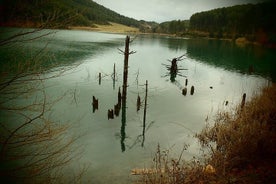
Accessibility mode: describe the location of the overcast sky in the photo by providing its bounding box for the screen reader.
[93,0,268,22]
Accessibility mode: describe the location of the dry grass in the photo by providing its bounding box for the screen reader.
[139,84,276,184]
[136,144,187,184]
[69,22,140,34]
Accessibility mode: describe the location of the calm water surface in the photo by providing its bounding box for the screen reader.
[1,28,275,183]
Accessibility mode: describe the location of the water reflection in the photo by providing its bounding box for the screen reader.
[0,28,124,74]
[120,107,126,152]
[136,35,275,82]
[186,39,276,81]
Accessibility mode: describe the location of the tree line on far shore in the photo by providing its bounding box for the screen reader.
[189,2,276,42]
[152,2,275,44]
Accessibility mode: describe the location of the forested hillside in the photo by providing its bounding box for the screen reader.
[0,0,141,28]
[189,2,276,44]
[150,20,189,34]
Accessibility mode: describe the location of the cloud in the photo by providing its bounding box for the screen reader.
[93,0,268,22]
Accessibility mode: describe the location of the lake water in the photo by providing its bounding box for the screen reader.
[1,28,275,183]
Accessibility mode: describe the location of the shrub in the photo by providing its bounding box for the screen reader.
[139,84,276,184]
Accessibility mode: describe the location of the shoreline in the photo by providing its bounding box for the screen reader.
[67,25,274,48]
[68,22,140,34]
[2,23,274,48]
[67,24,175,38]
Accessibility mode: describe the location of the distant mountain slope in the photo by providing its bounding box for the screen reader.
[0,0,141,28]
[189,2,276,41]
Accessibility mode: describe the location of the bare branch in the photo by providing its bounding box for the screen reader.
[129,51,137,55]
[0,88,46,158]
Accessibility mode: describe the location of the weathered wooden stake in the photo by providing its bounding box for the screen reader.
[185,79,188,86]
[142,80,148,147]
[99,72,101,85]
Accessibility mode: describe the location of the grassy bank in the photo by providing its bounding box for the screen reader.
[138,84,276,184]
[69,22,140,34]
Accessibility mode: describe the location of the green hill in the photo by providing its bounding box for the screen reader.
[0,0,142,28]
[189,2,276,43]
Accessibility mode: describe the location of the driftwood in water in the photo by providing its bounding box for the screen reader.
[241,93,246,109]
[108,109,114,119]
[136,94,141,112]
[182,87,187,96]
[190,86,195,95]
[92,96,99,113]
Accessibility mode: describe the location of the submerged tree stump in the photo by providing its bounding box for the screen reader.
[190,86,195,95]
[92,96,98,113]
[108,109,114,119]
[114,103,120,117]
[182,87,187,96]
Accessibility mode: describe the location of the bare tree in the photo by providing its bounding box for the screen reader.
[0,17,84,184]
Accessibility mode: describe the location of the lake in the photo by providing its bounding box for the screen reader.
[0,28,275,183]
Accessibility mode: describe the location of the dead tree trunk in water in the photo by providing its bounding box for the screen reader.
[122,36,130,113]
[142,80,148,147]
[121,36,130,152]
